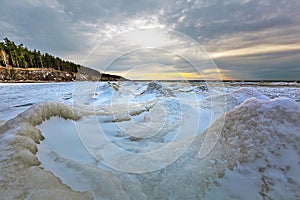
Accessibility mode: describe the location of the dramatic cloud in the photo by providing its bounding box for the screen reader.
[0,0,299,79]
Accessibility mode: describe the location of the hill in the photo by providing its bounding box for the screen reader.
[0,38,126,82]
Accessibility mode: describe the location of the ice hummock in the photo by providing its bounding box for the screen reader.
[140,81,175,97]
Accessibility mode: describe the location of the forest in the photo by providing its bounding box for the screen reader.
[0,38,80,73]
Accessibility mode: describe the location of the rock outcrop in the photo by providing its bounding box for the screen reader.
[0,66,126,82]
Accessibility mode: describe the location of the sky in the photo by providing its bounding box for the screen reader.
[0,0,299,80]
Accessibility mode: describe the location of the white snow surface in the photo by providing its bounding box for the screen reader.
[0,81,299,199]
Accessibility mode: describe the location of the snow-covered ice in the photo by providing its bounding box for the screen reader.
[0,81,299,199]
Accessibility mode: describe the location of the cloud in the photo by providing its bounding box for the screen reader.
[0,0,299,79]
[80,29,222,80]
[210,44,300,58]
[0,0,84,55]
[168,0,299,40]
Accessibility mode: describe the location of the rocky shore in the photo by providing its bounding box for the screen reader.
[0,66,126,82]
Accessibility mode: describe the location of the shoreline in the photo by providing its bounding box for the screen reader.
[0,80,299,88]
[0,66,125,82]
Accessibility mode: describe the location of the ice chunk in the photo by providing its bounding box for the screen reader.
[140,81,175,97]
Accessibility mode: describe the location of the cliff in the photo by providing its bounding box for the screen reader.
[0,66,126,82]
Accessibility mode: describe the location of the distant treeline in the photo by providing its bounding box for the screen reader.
[0,38,80,73]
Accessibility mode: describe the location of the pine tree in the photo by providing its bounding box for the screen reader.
[0,38,81,73]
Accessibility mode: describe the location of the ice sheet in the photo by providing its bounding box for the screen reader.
[0,81,300,199]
